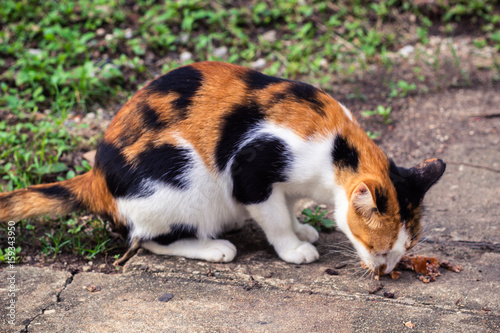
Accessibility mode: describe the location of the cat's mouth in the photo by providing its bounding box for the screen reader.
[361,261,399,275]
[376,264,387,275]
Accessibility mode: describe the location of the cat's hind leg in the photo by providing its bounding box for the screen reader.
[142,238,237,263]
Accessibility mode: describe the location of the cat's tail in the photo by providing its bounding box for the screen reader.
[0,169,117,223]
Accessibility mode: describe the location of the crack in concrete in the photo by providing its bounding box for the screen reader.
[422,239,500,253]
[56,274,75,303]
[20,272,76,333]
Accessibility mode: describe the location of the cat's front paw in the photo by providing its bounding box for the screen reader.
[295,223,319,243]
[203,239,237,263]
[279,242,319,264]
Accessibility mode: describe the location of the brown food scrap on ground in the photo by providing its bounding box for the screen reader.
[440,260,463,272]
[397,255,463,283]
[419,275,432,283]
[361,256,461,283]
[390,271,402,280]
[399,255,440,276]
[86,283,102,293]
[404,321,416,328]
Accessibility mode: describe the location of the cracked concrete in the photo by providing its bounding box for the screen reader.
[1,88,499,332]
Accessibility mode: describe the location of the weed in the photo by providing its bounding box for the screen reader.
[389,80,417,99]
[0,246,22,264]
[41,232,71,259]
[363,105,393,124]
[366,131,382,140]
[302,207,336,232]
[449,41,471,86]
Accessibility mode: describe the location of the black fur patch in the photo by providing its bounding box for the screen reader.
[242,70,284,90]
[135,143,192,190]
[231,136,291,204]
[288,82,326,117]
[332,135,359,171]
[147,65,203,117]
[95,141,192,198]
[95,141,136,197]
[215,102,266,171]
[151,224,197,246]
[375,187,389,215]
[140,102,167,129]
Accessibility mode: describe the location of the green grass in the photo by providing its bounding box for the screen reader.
[1,0,499,263]
[0,215,120,261]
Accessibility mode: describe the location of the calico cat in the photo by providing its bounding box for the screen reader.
[0,61,445,273]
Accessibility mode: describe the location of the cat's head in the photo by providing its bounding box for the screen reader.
[341,159,446,274]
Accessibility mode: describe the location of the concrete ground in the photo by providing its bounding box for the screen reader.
[1,88,499,332]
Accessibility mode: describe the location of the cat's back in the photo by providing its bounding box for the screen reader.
[102,61,352,173]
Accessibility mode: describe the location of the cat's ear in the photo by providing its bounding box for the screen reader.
[390,158,446,199]
[411,159,446,195]
[351,182,377,218]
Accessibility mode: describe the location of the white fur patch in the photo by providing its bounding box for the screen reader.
[117,138,248,241]
[339,102,354,121]
[384,227,409,273]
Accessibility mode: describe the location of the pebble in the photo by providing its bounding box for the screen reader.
[398,45,415,57]
[158,293,174,302]
[180,51,192,62]
[324,269,339,275]
[383,292,395,298]
[124,28,133,39]
[262,30,277,43]
[251,58,267,69]
[85,112,96,120]
[213,46,228,58]
[179,34,189,44]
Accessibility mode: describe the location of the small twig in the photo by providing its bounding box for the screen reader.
[368,283,384,294]
[446,161,500,173]
[466,113,500,119]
